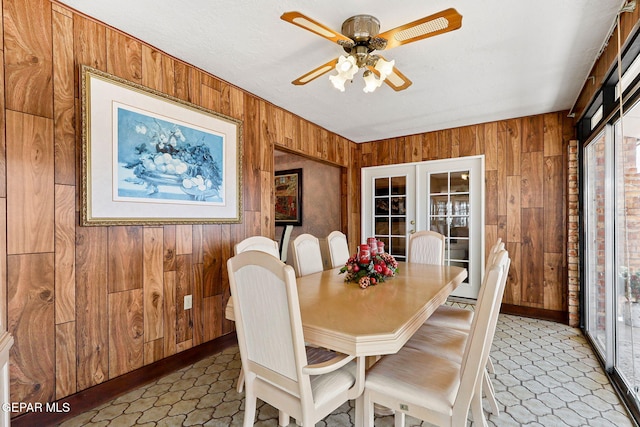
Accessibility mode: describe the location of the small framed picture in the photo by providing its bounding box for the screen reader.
[275,169,302,226]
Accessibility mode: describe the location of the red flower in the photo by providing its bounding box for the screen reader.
[374,264,384,273]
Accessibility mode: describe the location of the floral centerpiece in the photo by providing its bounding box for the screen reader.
[339,238,398,289]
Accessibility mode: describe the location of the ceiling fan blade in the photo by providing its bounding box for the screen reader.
[292,58,339,85]
[369,58,412,91]
[281,11,354,46]
[377,8,462,50]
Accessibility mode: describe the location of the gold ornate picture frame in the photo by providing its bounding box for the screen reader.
[80,65,242,225]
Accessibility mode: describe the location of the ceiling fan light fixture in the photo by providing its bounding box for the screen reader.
[374,57,395,80]
[362,70,383,93]
[329,73,348,92]
[336,55,358,78]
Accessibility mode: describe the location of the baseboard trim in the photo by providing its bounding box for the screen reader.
[500,304,569,324]
[11,333,237,427]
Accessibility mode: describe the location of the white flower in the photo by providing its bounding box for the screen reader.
[135,125,147,134]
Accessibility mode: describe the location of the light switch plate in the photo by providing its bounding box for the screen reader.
[184,294,193,310]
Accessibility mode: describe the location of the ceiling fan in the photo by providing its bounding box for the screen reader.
[281,8,462,93]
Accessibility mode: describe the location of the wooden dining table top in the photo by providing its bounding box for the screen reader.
[225,261,467,357]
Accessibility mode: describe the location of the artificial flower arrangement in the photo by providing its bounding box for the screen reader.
[339,238,398,289]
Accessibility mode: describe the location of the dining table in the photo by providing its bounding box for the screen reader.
[225,261,467,358]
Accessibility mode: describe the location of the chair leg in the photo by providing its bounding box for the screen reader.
[243,391,257,427]
[470,382,488,427]
[278,411,290,426]
[483,369,500,416]
[236,367,245,393]
[486,356,495,374]
[394,411,405,427]
[361,390,375,427]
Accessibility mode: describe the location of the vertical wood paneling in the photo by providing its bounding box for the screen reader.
[107,29,142,83]
[506,176,521,243]
[176,225,192,255]
[505,119,521,176]
[52,8,75,185]
[0,59,6,199]
[203,295,223,342]
[175,255,193,345]
[522,208,544,305]
[75,225,108,390]
[459,125,477,157]
[55,321,76,399]
[545,155,565,253]
[504,242,521,305]
[192,264,204,345]
[163,225,176,272]
[54,184,75,324]
[496,125,508,216]
[203,225,223,297]
[163,271,177,357]
[143,228,164,342]
[485,170,498,225]
[108,227,143,293]
[4,0,53,118]
[144,338,164,365]
[6,110,54,254]
[484,122,498,171]
[141,45,163,91]
[523,115,544,152]
[108,289,143,378]
[544,252,565,311]
[521,151,544,208]
[74,15,107,74]
[8,253,55,404]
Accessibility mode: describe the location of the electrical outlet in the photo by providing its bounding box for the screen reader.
[184,294,193,310]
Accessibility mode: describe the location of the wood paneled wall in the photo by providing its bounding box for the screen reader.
[359,114,575,313]
[1,0,355,408]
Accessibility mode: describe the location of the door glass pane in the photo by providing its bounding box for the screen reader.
[615,106,640,397]
[374,175,408,261]
[430,173,448,193]
[375,178,389,196]
[450,171,470,193]
[585,132,607,354]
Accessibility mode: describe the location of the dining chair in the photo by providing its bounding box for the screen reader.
[408,230,445,264]
[227,250,364,427]
[361,250,508,427]
[404,249,511,418]
[234,236,280,258]
[289,233,324,277]
[425,238,503,331]
[325,230,350,269]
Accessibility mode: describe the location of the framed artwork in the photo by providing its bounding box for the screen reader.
[275,169,303,226]
[80,65,242,225]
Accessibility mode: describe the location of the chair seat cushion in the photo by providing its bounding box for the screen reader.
[310,360,357,407]
[405,324,467,363]
[365,346,460,415]
[423,304,474,332]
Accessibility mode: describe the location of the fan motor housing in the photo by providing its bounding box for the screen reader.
[341,15,380,42]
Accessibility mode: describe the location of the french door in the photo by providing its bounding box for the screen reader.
[362,156,484,299]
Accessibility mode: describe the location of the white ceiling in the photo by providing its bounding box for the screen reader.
[58,0,624,143]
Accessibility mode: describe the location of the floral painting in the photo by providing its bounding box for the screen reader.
[116,106,224,204]
[81,66,242,225]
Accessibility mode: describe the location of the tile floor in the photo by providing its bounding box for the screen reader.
[58,312,636,427]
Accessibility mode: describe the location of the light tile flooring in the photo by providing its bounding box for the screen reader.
[58,313,636,427]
